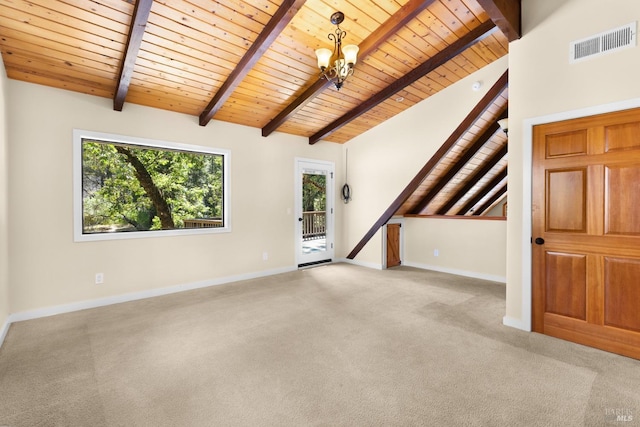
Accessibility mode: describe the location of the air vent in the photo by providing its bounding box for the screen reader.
[570,22,637,63]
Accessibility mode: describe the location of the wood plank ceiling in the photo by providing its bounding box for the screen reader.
[0,0,518,221]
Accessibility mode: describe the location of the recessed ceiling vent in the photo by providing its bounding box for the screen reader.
[570,22,637,63]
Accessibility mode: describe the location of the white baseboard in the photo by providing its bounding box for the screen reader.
[7,265,298,325]
[336,257,383,270]
[0,261,506,350]
[0,317,10,349]
[402,261,506,283]
[502,315,530,332]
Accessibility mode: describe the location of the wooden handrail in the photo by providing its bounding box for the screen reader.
[183,218,223,228]
[302,211,326,240]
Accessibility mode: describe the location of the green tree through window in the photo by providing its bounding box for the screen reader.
[81,139,224,234]
[302,173,326,212]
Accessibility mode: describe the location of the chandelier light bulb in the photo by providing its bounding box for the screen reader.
[342,44,359,66]
[315,48,332,70]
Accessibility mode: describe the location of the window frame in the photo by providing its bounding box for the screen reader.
[73,129,231,242]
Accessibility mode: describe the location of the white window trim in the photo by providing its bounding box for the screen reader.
[73,129,231,242]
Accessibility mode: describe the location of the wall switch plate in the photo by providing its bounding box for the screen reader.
[95,273,104,284]
[433,249,439,257]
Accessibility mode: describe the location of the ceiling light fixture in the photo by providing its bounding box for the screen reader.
[315,11,359,90]
[498,118,509,135]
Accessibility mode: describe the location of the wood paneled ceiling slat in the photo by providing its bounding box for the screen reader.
[261,0,436,137]
[409,117,504,215]
[458,168,507,214]
[309,20,497,144]
[0,33,119,74]
[4,0,130,39]
[475,183,507,215]
[436,144,508,214]
[125,87,205,113]
[199,0,307,125]
[5,49,116,84]
[3,63,115,97]
[0,0,518,156]
[396,87,507,215]
[0,6,126,53]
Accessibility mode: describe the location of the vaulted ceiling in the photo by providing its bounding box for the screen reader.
[0,0,516,141]
[0,0,518,240]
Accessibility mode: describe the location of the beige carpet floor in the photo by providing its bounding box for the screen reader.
[0,263,639,426]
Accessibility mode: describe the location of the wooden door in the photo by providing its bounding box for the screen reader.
[386,223,401,268]
[532,107,640,360]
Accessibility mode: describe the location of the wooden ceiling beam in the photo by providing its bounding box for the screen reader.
[457,167,507,215]
[476,0,521,41]
[436,143,508,215]
[199,0,306,126]
[261,0,437,137]
[309,20,497,144]
[346,69,508,260]
[475,184,508,216]
[409,107,506,215]
[114,0,153,112]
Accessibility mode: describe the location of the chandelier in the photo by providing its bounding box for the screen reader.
[315,11,359,90]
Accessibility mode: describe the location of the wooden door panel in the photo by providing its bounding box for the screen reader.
[533,106,640,360]
[606,165,640,235]
[604,257,640,332]
[545,251,586,320]
[605,121,640,152]
[544,313,640,360]
[546,129,588,158]
[547,169,586,232]
[386,223,401,268]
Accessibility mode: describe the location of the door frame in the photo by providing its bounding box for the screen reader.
[294,157,335,267]
[382,217,404,269]
[514,97,640,332]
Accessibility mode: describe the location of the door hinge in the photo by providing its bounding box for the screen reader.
[330,172,334,179]
[331,208,333,214]
[331,243,334,249]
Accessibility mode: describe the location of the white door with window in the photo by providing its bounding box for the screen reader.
[295,159,335,267]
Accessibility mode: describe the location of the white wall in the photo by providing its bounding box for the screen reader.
[404,218,506,282]
[485,199,507,217]
[342,55,509,269]
[0,56,9,341]
[6,81,342,315]
[506,0,640,329]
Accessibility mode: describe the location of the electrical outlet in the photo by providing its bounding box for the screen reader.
[95,273,104,284]
[433,249,439,257]
[262,252,268,261]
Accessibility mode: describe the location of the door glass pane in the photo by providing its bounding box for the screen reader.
[302,170,327,255]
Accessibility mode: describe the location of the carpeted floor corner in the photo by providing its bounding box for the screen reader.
[0,263,638,426]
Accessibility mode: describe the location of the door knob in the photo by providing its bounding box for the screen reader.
[534,237,545,245]
[298,217,303,222]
